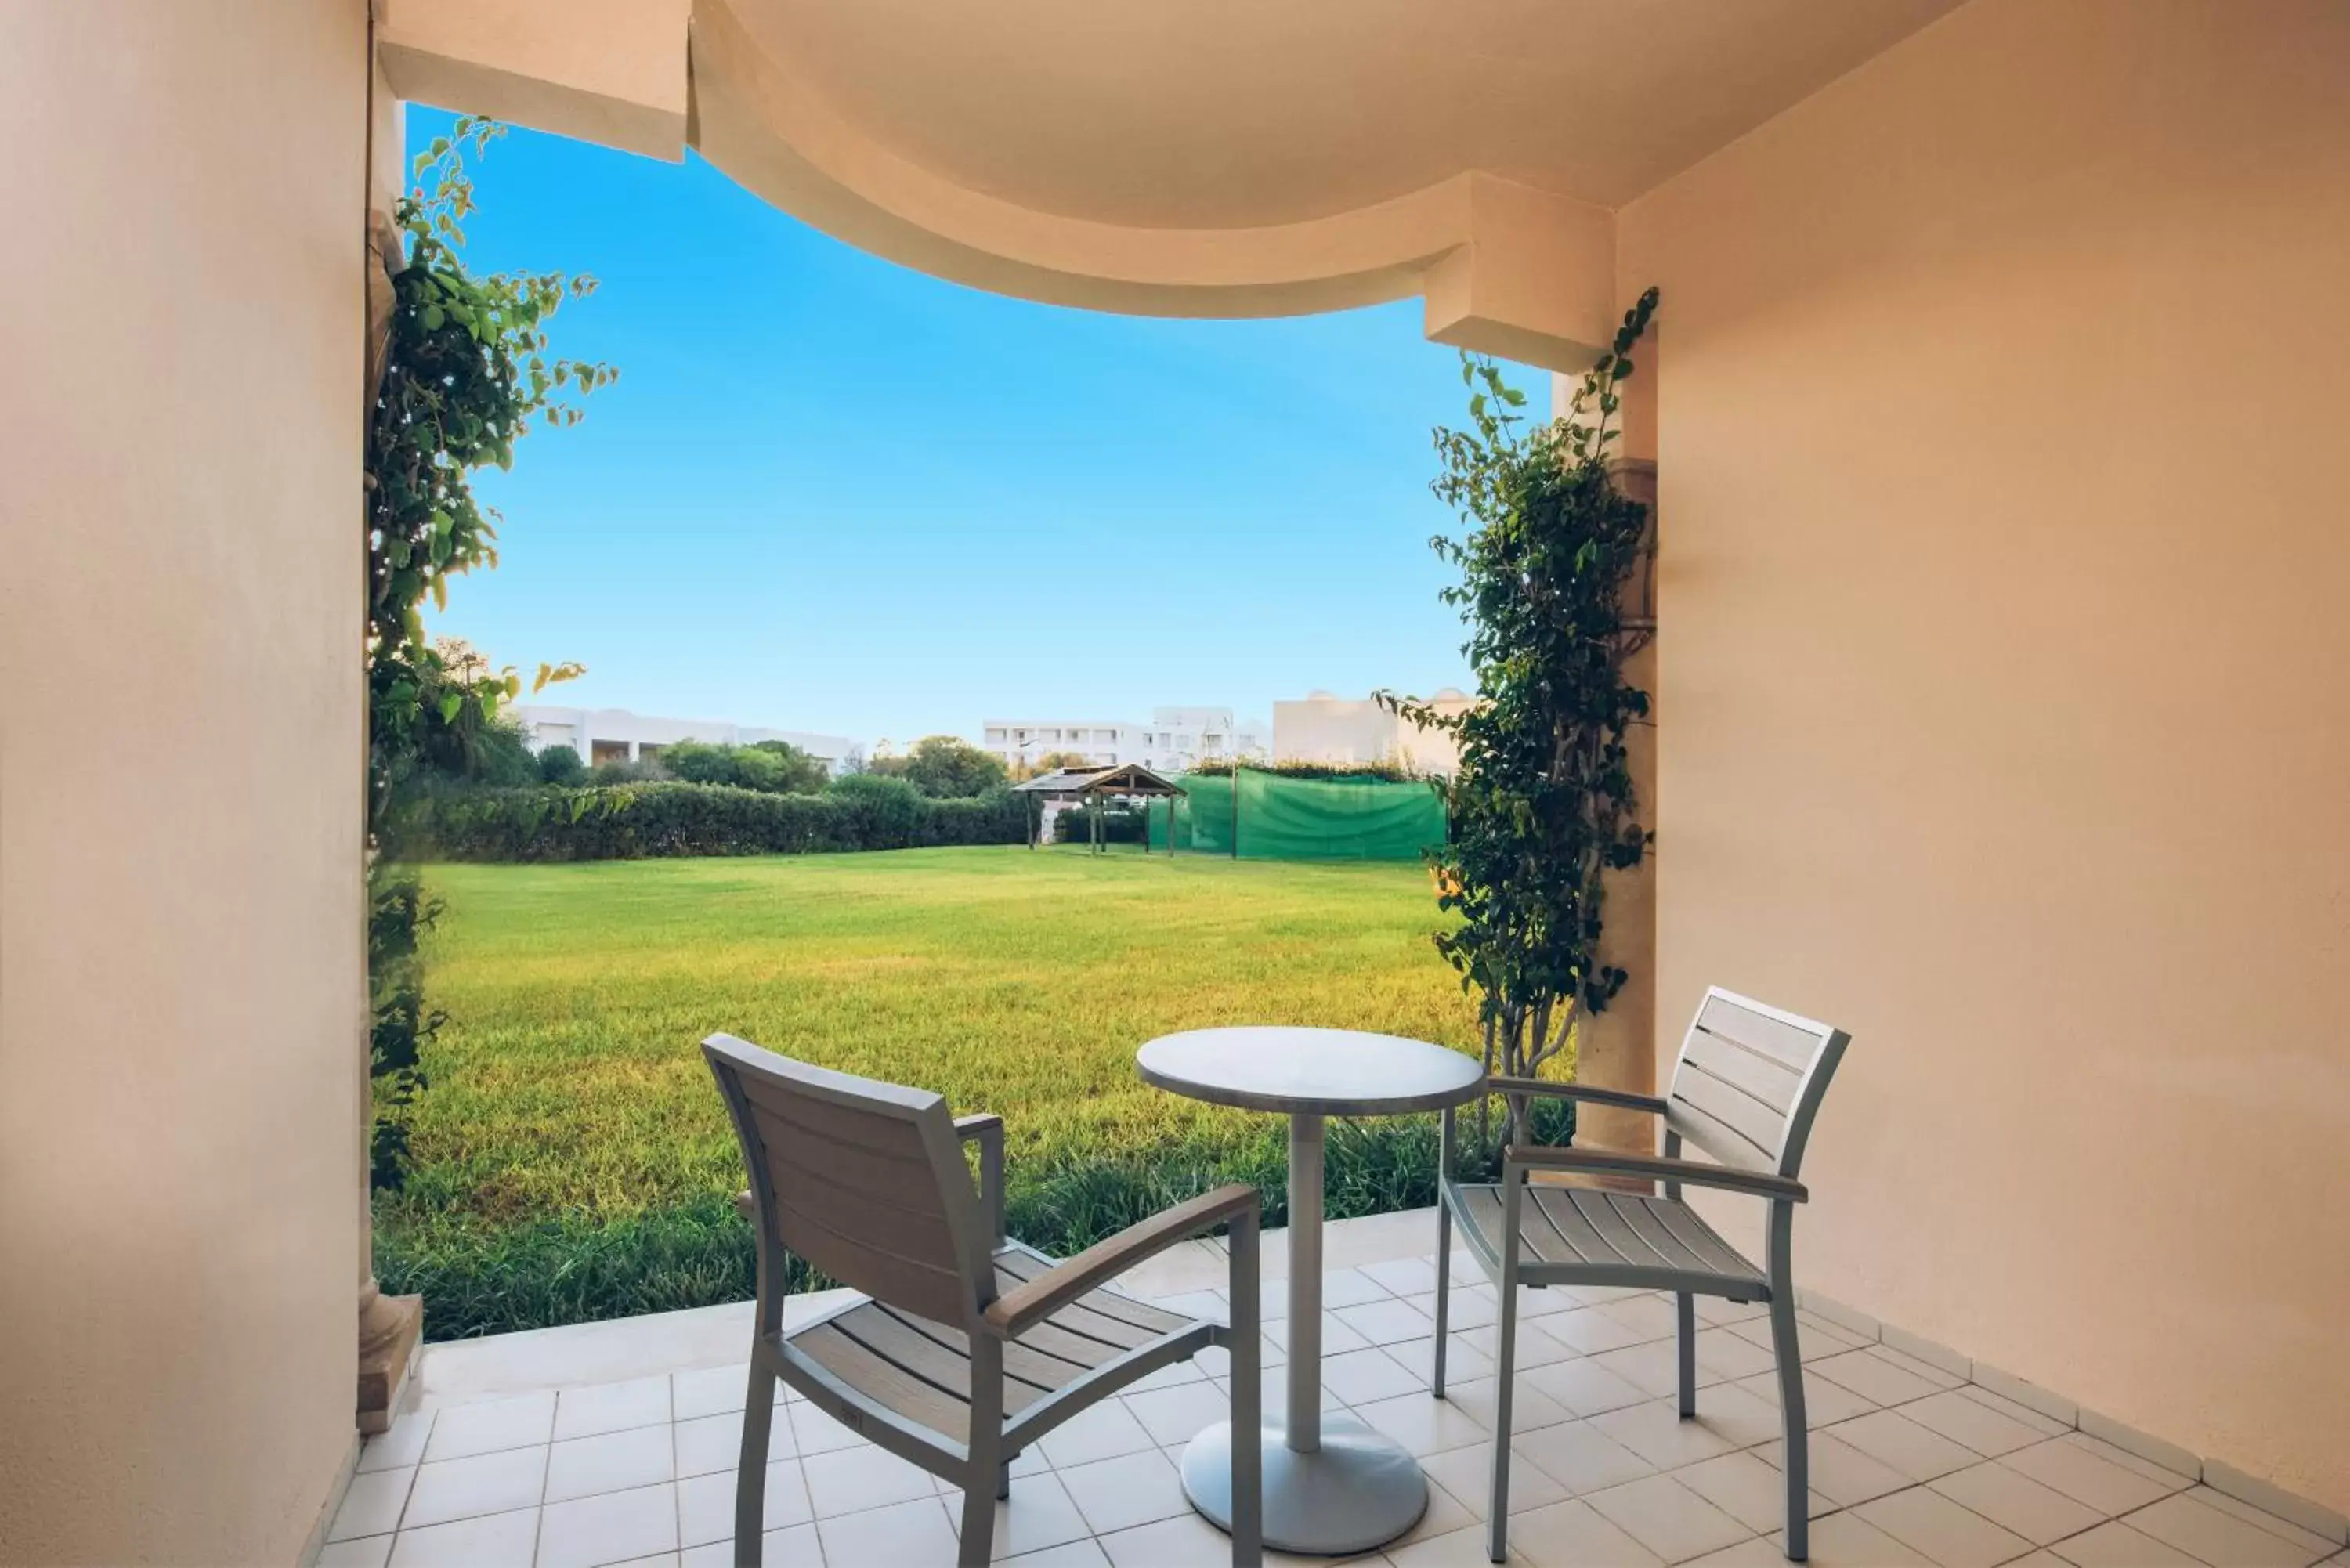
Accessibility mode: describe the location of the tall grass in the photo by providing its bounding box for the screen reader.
[374,847,1560,1339]
[378,1101,1567,1340]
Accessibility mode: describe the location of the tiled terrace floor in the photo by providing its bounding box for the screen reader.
[329,1210,2345,1568]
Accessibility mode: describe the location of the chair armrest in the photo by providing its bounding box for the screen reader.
[1488,1076,1669,1115]
[956,1115,1006,1245]
[983,1183,1257,1339]
[1502,1145,1807,1202]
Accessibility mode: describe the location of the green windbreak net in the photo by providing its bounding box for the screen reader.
[1146,768,1445,861]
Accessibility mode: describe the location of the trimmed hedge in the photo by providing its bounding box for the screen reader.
[401,779,1025,862]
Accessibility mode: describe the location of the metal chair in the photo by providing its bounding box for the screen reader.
[702,1034,1263,1568]
[1434,988,1850,1563]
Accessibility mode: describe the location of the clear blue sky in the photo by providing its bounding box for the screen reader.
[414,110,1540,748]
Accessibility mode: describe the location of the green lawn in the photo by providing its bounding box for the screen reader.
[378,847,1491,1335]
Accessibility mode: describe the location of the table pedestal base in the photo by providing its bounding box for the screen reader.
[1178,1416,1428,1556]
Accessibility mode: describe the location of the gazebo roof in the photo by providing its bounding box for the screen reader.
[1010,763,1185,797]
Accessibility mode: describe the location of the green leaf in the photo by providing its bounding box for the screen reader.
[437,693,462,724]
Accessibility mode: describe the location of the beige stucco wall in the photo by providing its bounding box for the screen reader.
[1622,0,2350,1512]
[0,1,368,1560]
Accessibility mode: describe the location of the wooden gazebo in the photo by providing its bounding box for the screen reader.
[1010,763,1186,854]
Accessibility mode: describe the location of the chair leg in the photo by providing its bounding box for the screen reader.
[1676,1292,1697,1418]
[997,1457,1012,1501]
[1432,1197,1453,1399]
[961,1337,1003,1568]
[1229,1205,1263,1568]
[1767,1200,1808,1562]
[733,1360,776,1568]
[956,1476,995,1568]
[1485,1240,1519,1563]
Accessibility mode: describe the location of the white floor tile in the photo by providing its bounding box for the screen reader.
[547,1424,677,1504]
[1524,1358,1652,1420]
[677,1459,812,1546]
[1123,1382,1231,1447]
[678,1522,821,1568]
[1513,1421,1655,1498]
[1853,1484,2034,1568]
[555,1376,674,1441]
[331,1469,416,1542]
[317,1535,395,1568]
[360,1411,436,1474]
[804,1442,938,1519]
[1320,1346,1426,1407]
[1095,1509,1234,1568]
[2000,1438,2178,1519]
[1822,1409,1979,1484]
[963,1470,1094,1561]
[1507,1497,1668,1567]
[1420,1441,1571,1521]
[671,1364,751,1422]
[403,1446,547,1530]
[1333,1297,1437,1346]
[1351,1390,1491,1459]
[1590,1401,1740,1472]
[385,1505,540,1568]
[787,1401,869,1457]
[2048,1520,2203,1566]
[1927,1461,2106,1546]
[674,1404,793,1479]
[1581,1472,1752,1563]
[815,1496,959,1567]
[2121,1490,2337,1568]
[1897,1391,2053,1458]
[1003,1540,1113,1568]
[1036,1400,1159,1469]
[422,1392,555,1462]
[1669,1451,1831,1535]
[1058,1448,1191,1536]
[537,1482,682,1568]
[1806,1349,1941,1407]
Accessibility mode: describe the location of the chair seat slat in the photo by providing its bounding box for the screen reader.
[873,1302,1101,1396]
[1538,1187,1632,1267]
[794,1319,976,1443]
[1603,1190,1707,1273]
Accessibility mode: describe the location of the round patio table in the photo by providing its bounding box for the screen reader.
[1137,1026,1485,1556]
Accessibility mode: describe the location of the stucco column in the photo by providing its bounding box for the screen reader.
[358,38,423,1436]
[1553,347,1661,1159]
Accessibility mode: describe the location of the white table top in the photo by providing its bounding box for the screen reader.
[1137,1026,1484,1117]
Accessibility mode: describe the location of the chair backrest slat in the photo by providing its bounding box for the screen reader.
[704,1033,989,1328]
[1665,988,1849,1180]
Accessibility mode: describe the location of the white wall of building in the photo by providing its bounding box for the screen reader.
[512,705,855,772]
[981,706,1269,774]
[1274,688,1472,774]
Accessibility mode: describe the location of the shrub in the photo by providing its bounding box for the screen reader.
[591,756,667,786]
[537,744,587,786]
[895,735,1010,798]
[663,739,828,794]
[405,779,1025,862]
[1054,804,1146,844]
[826,772,924,844]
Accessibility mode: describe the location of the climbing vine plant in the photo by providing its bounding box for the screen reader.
[367,118,611,1186]
[1387,288,1659,1145]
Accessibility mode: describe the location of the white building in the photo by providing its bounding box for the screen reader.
[980,706,1269,775]
[1273,688,1474,775]
[510,705,857,774]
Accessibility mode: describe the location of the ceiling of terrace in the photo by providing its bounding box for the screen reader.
[707,0,1962,229]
